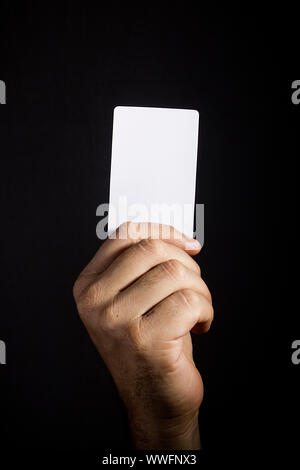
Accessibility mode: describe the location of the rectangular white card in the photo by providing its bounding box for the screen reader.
[108,106,199,238]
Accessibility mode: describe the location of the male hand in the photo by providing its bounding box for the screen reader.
[73,222,213,449]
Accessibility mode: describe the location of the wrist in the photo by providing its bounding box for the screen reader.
[128,410,201,450]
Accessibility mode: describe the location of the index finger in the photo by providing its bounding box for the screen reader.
[76,222,201,290]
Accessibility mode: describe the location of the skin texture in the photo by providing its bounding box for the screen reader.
[73,222,213,449]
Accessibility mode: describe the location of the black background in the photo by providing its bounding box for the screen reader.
[0,3,298,464]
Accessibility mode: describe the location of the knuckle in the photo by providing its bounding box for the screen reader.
[98,302,118,333]
[194,262,201,276]
[204,308,214,331]
[72,278,81,302]
[127,319,148,350]
[179,288,201,308]
[208,303,214,322]
[76,281,102,314]
[200,278,212,302]
[198,297,214,324]
[84,283,100,306]
[162,258,186,280]
[138,238,163,255]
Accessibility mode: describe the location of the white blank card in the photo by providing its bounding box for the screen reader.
[108,106,199,238]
